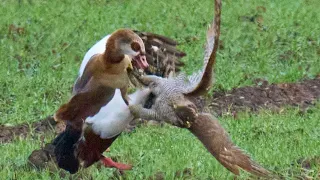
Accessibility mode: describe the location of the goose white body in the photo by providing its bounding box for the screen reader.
[85,88,149,139]
[79,35,148,139]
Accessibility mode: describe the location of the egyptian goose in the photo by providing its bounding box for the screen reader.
[52,29,185,173]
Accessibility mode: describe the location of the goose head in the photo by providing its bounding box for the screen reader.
[105,29,148,70]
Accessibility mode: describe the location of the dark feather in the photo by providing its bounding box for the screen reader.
[134,30,186,78]
[52,125,81,174]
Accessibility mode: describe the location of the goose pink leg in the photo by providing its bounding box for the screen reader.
[100,156,132,170]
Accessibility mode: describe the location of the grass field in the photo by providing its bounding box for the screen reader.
[0,0,319,179]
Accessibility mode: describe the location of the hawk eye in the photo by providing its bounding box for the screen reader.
[131,42,140,52]
[149,82,157,88]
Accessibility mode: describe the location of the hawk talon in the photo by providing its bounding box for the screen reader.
[129,105,142,117]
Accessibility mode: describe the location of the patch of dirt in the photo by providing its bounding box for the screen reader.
[0,116,64,143]
[27,143,57,171]
[174,168,193,179]
[1,77,320,144]
[296,156,320,170]
[277,156,320,179]
[209,77,320,116]
[148,171,165,180]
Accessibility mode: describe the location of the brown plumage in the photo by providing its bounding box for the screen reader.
[54,29,147,130]
[185,0,221,97]
[180,2,269,176]
[76,126,120,168]
[188,113,270,176]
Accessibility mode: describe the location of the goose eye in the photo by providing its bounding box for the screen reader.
[131,42,140,52]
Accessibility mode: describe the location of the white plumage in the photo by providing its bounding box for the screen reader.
[86,88,149,139]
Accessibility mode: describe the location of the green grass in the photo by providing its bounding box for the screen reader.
[0,0,319,179]
[1,105,319,179]
[1,0,319,125]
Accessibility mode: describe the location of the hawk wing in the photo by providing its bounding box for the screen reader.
[184,0,221,96]
[189,113,270,177]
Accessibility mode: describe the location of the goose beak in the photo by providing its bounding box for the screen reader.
[132,54,148,70]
